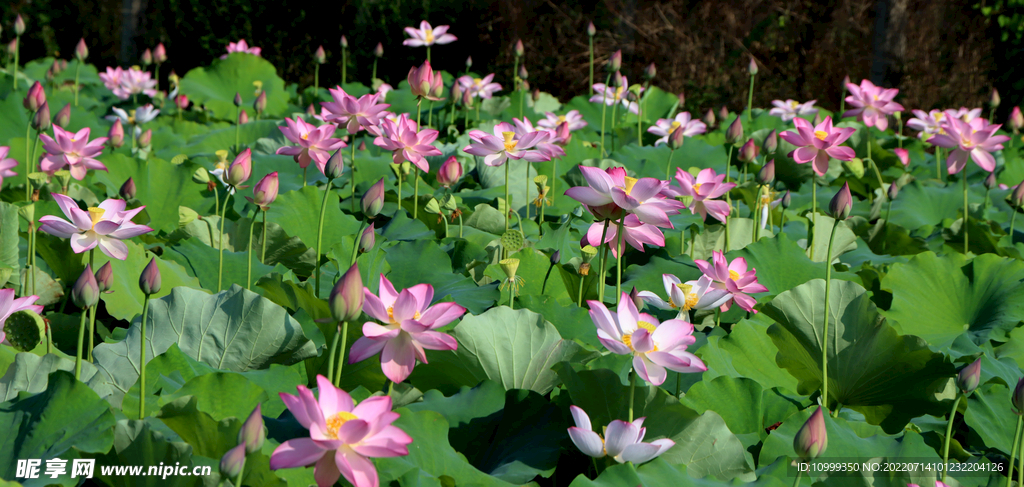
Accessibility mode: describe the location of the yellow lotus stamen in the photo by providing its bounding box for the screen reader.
[385,306,421,325]
[502,132,518,152]
[729,270,740,281]
[693,183,702,193]
[302,133,309,140]
[814,130,828,141]
[425,30,435,44]
[558,115,567,123]
[790,101,799,108]
[623,176,638,195]
[673,283,699,310]
[324,411,359,439]
[623,320,659,351]
[473,78,483,86]
[615,85,625,99]
[88,207,105,229]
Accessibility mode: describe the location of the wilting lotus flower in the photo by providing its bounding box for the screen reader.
[320,87,390,133]
[778,116,856,176]
[566,165,682,227]
[463,121,553,167]
[39,194,153,260]
[403,20,457,47]
[0,147,17,187]
[348,275,467,384]
[456,74,502,100]
[582,214,664,258]
[276,117,347,174]
[39,125,109,180]
[567,406,675,464]
[768,99,818,122]
[842,79,904,130]
[694,250,768,313]
[587,292,706,385]
[111,67,157,100]
[638,274,731,317]
[928,111,1010,174]
[665,167,735,223]
[270,376,413,487]
[537,110,588,131]
[372,113,441,172]
[222,39,261,58]
[0,289,44,347]
[590,76,642,114]
[407,61,444,100]
[647,112,707,146]
[246,172,279,211]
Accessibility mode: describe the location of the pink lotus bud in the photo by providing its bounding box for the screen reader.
[725,116,743,145]
[314,45,326,65]
[227,148,252,187]
[703,108,716,127]
[340,35,348,48]
[758,159,775,185]
[1013,183,1024,209]
[611,71,623,88]
[238,404,265,454]
[1013,377,1024,414]
[220,443,246,479]
[465,56,473,68]
[451,82,462,103]
[668,124,685,150]
[587,22,596,37]
[109,119,125,148]
[24,81,46,112]
[306,104,316,117]
[408,61,438,99]
[32,102,51,132]
[748,57,758,76]
[550,250,561,265]
[362,178,386,217]
[763,129,778,154]
[888,181,899,201]
[8,40,17,56]
[238,110,249,125]
[956,358,982,395]
[59,59,68,72]
[75,38,89,61]
[358,141,367,151]
[140,257,161,295]
[842,75,851,88]
[678,91,685,105]
[138,129,152,148]
[985,172,998,191]
[991,88,1001,108]
[430,72,445,99]
[438,156,463,188]
[359,222,376,253]
[329,264,364,322]
[54,103,71,128]
[794,407,828,460]
[555,121,572,146]
[719,105,729,121]
[781,190,792,209]
[608,50,622,72]
[644,62,656,80]
[246,171,279,210]
[254,91,267,114]
[374,42,384,58]
[629,287,644,311]
[14,15,26,36]
[738,138,758,162]
[893,148,909,167]
[120,177,137,200]
[233,92,243,107]
[176,94,189,110]
[141,48,153,66]
[95,261,113,294]
[72,264,99,308]
[462,88,474,107]
[519,64,529,80]
[154,43,167,63]
[521,80,530,91]
[514,39,524,57]
[829,182,852,220]
[1011,107,1023,131]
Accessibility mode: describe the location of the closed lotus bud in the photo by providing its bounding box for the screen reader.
[888,181,899,201]
[314,45,326,64]
[451,82,462,103]
[1012,182,1024,209]
[587,21,596,37]
[54,103,71,128]
[1014,377,1024,414]
[108,119,125,148]
[794,407,828,460]
[233,92,243,107]
[608,50,622,72]
[120,177,137,200]
[154,43,167,63]
[748,57,758,76]
[703,109,716,127]
[325,147,345,181]
[763,129,778,154]
[668,124,686,150]
[358,141,366,151]
[227,148,252,187]
[340,35,348,48]
[842,75,851,89]
[176,94,189,110]
[781,190,792,209]
[24,81,46,112]
[465,56,473,68]
[238,110,249,125]
[677,91,685,106]
[521,80,530,91]
[985,172,998,191]
[429,72,445,100]
[1011,107,1023,131]
[362,178,386,217]
[14,14,26,36]
[75,38,88,61]
[72,264,100,308]
[893,148,909,167]
[991,88,1001,108]
[719,105,729,121]
[829,182,853,220]
[330,264,364,322]
[95,261,113,294]
[519,64,529,80]
[725,116,743,145]
[219,443,246,479]
[32,102,51,132]
[556,121,572,146]
[238,404,266,454]
[629,287,644,311]
[141,48,153,66]
[956,358,982,395]
[550,250,561,265]
[407,61,442,100]
[758,160,775,185]
[359,222,376,253]
[374,42,384,58]
[140,257,161,295]
[611,71,623,89]
[813,113,823,126]
[246,172,279,211]
[514,39,524,57]
[138,129,152,148]
[438,156,462,188]
[738,138,758,163]
[644,62,656,80]
[306,104,316,118]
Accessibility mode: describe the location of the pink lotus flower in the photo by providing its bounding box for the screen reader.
[637,274,731,316]
[0,147,17,187]
[587,292,706,385]
[909,108,983,141]
[39,194,153,260]
[511,117,566,160]
[246,172,279,210]
[778,116,856,176]
[402,21,457,47]
[39,126,109,180]
[376,83,394,99]
[463,121,553,167]
[110,67,157,100]
[537,110,588,131]
[0,289,44,347]
[98,66,124,92]
[893,148,909,167]
[407,61,444,100]
[664,168,735,223]
[349,275,466,384]
[276,117,347,174]
[694,250,768,313]
[566,165,682,227]
[372,113,441,172]
[842,79,904,130]
[908,482,950,487]
[320,88,391,134]
[928,111,1010,174]
[647,112,707,146]
[456,74,502,100]
[270,375,412,487]
[222,39,261,59]
[589,76,641,114]
[567,406,675,464]
[582,214,664,258]
[768,99,818,122]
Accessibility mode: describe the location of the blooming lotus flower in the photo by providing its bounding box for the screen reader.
[768,99,819,122]
[456,74,502,100]
[403,21,457,47]
[587,292,706,385]
[320,88,391,134]
[778,116,856,176]
[664,168,735,223]
[463,121,553,167]
[39,194,153,260]
[0,147,17,187]
[567,406,675,464]
[222,39,261,58]
[582,214,664,258]
[111,67,157,100]
[928,112,1010,174]
[276,117,347,174]
[106,104,160,128]
[537,110,588,131]
[39,126,109,180]
[270,375,413,487]
[905,109,983,140]
[908,483,950,487]
[98,66,124,92]
[637,274,731,317]
[647,112,707,146]
[590,76,641,114]
[842,79,904,130]
[0,289,44,347]
[565,165,682,227]
[349,275,466,384]
[694,251,768,313]
[511,117,566,160]
[372,113,441,172]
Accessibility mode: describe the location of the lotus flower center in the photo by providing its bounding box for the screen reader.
[675,283,699,310]
[622,320,658,351]
[324,411,359,439]
[933,112,943,121]
[614,85,625,99]
[623,176,638,195]
[558,115,567,123]
[301,133,309,140]
[670,121,682,131]
[502,132,518,152]
[693,183,702,193]
[790,101,799,108]
[385,306,422,325]
[425,30,435,44]
[473,78,483,86]
[87,208,105,229]
[814,130,828,141]
[729,270,740,281]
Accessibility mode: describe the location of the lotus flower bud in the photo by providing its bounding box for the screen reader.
[138,129,153,148]
[324,147,345,181]
[374,42,384,58]
[462,89,474,107]
[763,129,778,154]
[644,62,656,80]
[991,88,1001,108]
[6,39,15,56]
[519,64,529,81]
[891,148,909,168]
[438,156,462,188]
[32,102,51,132]
[362,178,386,217]
[738,138,758,163]
[329,264,364,322]
[1014,377,1024,414]
[781,190,792,209]
[139,48,152,66]
[1011,107,1023,131]
[244,172,278,211]
[514,39,524,57]
[465,56,473,68]
[238,404,266,454]
[24,81,46,112]
[758,160,775,185]
[219,443,246,479]
[550,250,561,265]
[176,94,189,110]
[985,172,998,191]
[72,264,99,308]
[703,109,716,127]
[813,113,822,126]
[2,309,45,352]
[408,61,442,100]
[748,57,758,76]
[794,407,828,460]
[1012,182,1024,209]
[611,71,623,88]
[306,104,316,118]
[154,43,167,63]
[14,14,26,36]
[359,222,376,253]
[587,21,596,37]
[887,181,899,201]
[340,35,348,48]
[725,116,743,145]
[140,257,161,295]
[54,103,71,128]
[108,119,125,148]
[358,141,367,151]
[608,50,622,72]
[75,38,88,61]
[233,92,243,107]
[629,287,644,311]
[668,124,685,150]
[238,110,249,125]
[226,148,252,187]
[956,358,982,395]
[120,177,137,201]
[95,261,113,294]
[429,72,445,100]
[829,182,852,220]
[719,105,729,121]
[314,45,326,64]
[521,80,530,91]
[555,121,572,146]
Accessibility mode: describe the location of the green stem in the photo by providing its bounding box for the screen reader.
[1019,422,1024,487]
[1011,211,1017,240]
[217,192,231,292]
[74,62,81,107]
[866,132,886,197]
[246,209,256,290]
[821,221,840,410]
[326,323,341,384]
[610,98,619,153]
[397,169,403,210]
[442,211,450,239]
[314,64,319,106]
[426,46,431,64]
[1008,416,1022,487]
[13,36,19,92]
[333,321,349,388]
[884,200,893,252]
[597,220,611,303]
[637,95,643,147]
[839,85,846,117]
[314,179,334,298]
[665,149,677,181]
[942,394,963,482]
[599,72,611,157]
[155,64,160,93]
[753,187,762,242]
[351,143,357,213]
[936,147,944,182]
[350,221,367,269]
[428,101,434,129]
[342,48,347,85]
[261,210,268,264]
[524,162,531,222]
[235,107,241,152]
[588,37,594,95]
[75,308,88,380]
[792,470,802,487]
[29,222,36,297]
[303,166,307,187]
[24,121,31,202]
[508,281,515,310]
[627,371,637,422]
[87,302,96,362]
[615,216,625,298]
[372,59,377,82]
[139,294,150,418]
[577,269,586,307]
[458,212,464,238]
[725,145,734,252]
[747,74,755,124]
[504,161,511,234]
[234,457,246,487]
[963,172,970,253]
[413,171,420,220]
[809,181,817,260]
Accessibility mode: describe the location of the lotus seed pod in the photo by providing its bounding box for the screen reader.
[3,309,45,352]
[501,230,524,254]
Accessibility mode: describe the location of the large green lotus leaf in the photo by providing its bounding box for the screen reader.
[406,381,562,483]
[92,420,195,487]
[881,252,1024,355]
[764,279,955,432]
[180,120,283,158]
[691,218,776,260]
[682,376,802,448]
[964,382,1018,457]
[806,214,858,263]
[93,242,203,322]
[0,371,116,486]
[555,366,754,480]
[995,326,1024,370]
[700,318,802,394]
[0,202,20,288]
[383,239,499,315]
[265,185,361,256]
[91,285,317,408]
[180,54,288,120]
[0,96,30,151]
[726,233,859,300]
[158,372,269,422]
[517,294,601,349]
[566,458,794,487]
[410,307,580,395]
[0,352,114,404]
[887,180,984,232]
[165,237,275,291]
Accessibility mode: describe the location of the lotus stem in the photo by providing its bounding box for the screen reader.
[504,161,511,234]
[577,269,586,308]
[821,221,840,410]
[963,172,970,253]
[350,143,357,213]
[588,36,594,96]
[372,58,377,82]
[139,293,151,418]
[24,121,31,202]
[74,62,81,107]
[839,85,846,117]
[302,166,307,188]
[599,72,611,157]
[1019,423,1024,487]
[936,147,944,182]
[725,145,734,252]
[1008,416,1022,487]
[333,321,349,388]
[615,216,625,298]
[747,73,755,124]
[75,307,88,380]
[754,187,762,243]
[426,46,431,64]
[234,107,241,153]
[610,98,619,153]
[349,220,366,269]
[261,209,267,266]
[29,221,36,298]
[246,208,256,290]
[942,394,963,482]
[413,172,420,220]
[313,64,319,107]
[627,371,637,422]
[866,132,886,199]
[326,323,340,384]
[458,212,464,238]
[792,470,802,487]
[87,302,96,362]
[883,200,893,252]
[524,162,531,222]
[1011,211,1018,239]
[809,181,817,260]
[342,47,347,85]
[427,101,434,129]
[234,457,246,487]
[217,192,231,292]
[597,219,610,303]
[314,179,334,298]
[397,169,403,210]
[442,211,450,239]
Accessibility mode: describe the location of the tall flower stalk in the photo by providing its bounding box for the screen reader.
[587,22,595,95]
[72,265,98,380]
[217,149,251,292]
[746,57,757,124]
[943,359,981,482]
[316,149,345,298]
[821,183,851,412]
[137,257,160,418]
